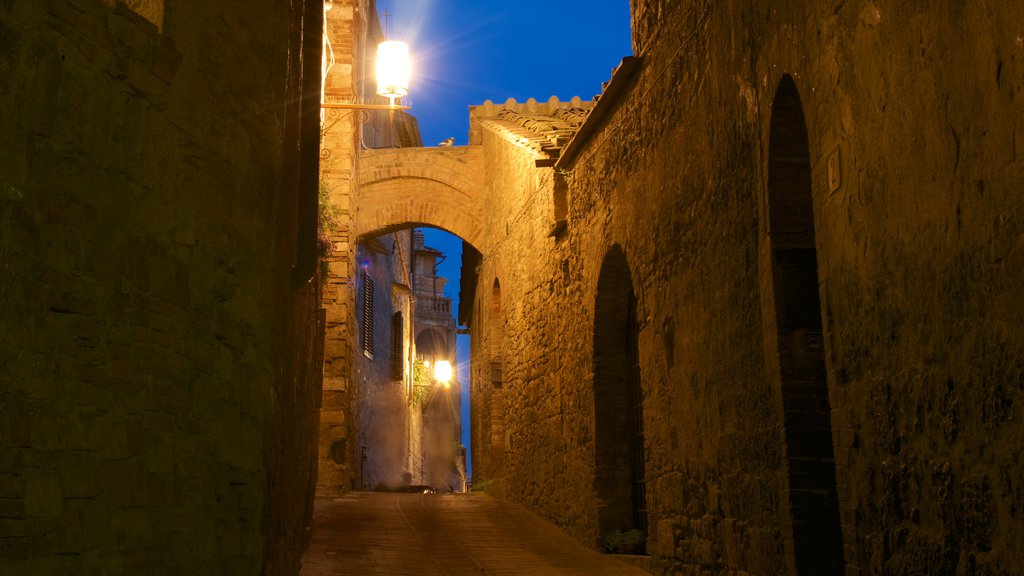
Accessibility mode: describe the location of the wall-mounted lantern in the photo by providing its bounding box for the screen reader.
[376,40,410,106]
[433,360,453,389]
[321,7,411,112]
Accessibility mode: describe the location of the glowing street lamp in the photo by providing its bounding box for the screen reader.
[376,40,410,106]
[433,360,453,389]
[321,11,411,113]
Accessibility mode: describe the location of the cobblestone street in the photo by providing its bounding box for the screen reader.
[300,492,650,576]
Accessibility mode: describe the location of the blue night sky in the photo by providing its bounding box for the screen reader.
[386,0,632,477]
[386,0,632,148]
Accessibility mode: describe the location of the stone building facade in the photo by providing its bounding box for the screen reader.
[329,227,464,493]
[1,1,327,574]
[352,232,413,490]
[412,232,465,492]
[3,1,1024,575]
[457,2,1024,575]
[316,0,465,496]
[315,0,422,497]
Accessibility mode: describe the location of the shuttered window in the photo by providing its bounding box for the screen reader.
[361,273,374,358]
[391,312,403,380]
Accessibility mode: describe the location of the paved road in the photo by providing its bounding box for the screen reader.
[299,492,650,576]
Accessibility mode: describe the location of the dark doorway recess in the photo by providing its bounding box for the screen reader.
[767,75,845,575]
[593,246,648,545]
[489,279,505,478]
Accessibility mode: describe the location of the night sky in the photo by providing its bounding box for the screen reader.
[386,0,633,476]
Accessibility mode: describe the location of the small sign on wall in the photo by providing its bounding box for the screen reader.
[828,145,842,193]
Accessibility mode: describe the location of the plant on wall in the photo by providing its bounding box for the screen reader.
[603,529,645,555]
[411,358,432,407]
[318,181,342,282]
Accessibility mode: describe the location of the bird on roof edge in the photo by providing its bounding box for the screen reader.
[438,136,455,147]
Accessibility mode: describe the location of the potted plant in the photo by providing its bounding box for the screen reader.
[603,528,645,555]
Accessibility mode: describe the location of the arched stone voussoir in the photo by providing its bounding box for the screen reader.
[358,146,484,191]
[356,181,483,248]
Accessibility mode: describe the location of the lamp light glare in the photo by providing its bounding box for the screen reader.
[433,360,453,385]
[376,40,410,101]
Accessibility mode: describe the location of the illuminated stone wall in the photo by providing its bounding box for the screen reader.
[467,1,1024,574]
[0,1,322,575]
[316,0,427,497]
[316,0,367,498]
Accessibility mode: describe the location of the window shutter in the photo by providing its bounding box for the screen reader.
[391,312,403,380]
[362,274,374,358]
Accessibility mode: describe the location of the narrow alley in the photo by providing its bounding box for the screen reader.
[4,1,1024,575]
[300,493,649,576]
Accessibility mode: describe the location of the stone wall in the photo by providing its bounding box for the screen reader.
[467,1,1024,574]
[470,128,566,503]
[317,0,430,497]
[355,146,486,247]
[0,1,323,574]
[316,0,369,497]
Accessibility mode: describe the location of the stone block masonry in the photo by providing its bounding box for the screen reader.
[355,146,486,247]
[463,1,1024,574]
[1,1,323,575]
[4,0,1022,574]
[316,0,370,498]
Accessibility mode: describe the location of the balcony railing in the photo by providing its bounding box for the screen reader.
[417,296,452,315]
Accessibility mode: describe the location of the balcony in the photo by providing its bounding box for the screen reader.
[417,296,452,316]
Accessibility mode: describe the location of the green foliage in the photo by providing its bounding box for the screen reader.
[603,529,645,554]
[469,479,493,492]
[413,358,431,387]
[318,181,342,239]
[317,181,340,288]
[411,358,431,407]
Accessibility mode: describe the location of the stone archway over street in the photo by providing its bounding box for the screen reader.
[356,146,485,247]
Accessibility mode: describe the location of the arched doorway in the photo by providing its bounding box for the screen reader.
[593,245,647,546]
[766,75,845,575]
[415,328,452,363]
[488,279,506,479]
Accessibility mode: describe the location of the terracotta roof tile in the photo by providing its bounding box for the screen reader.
[471,97,596,163]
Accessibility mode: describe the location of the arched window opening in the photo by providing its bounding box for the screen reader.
[489,279,506,478]
[490,279,504,385]
[593,246,647,547]
[415,328,451,363]
[767,74,845,575]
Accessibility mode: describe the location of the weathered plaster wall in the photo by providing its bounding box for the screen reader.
[354,234,417,490]
[469,1,1024,574]
[0,1,322,575]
